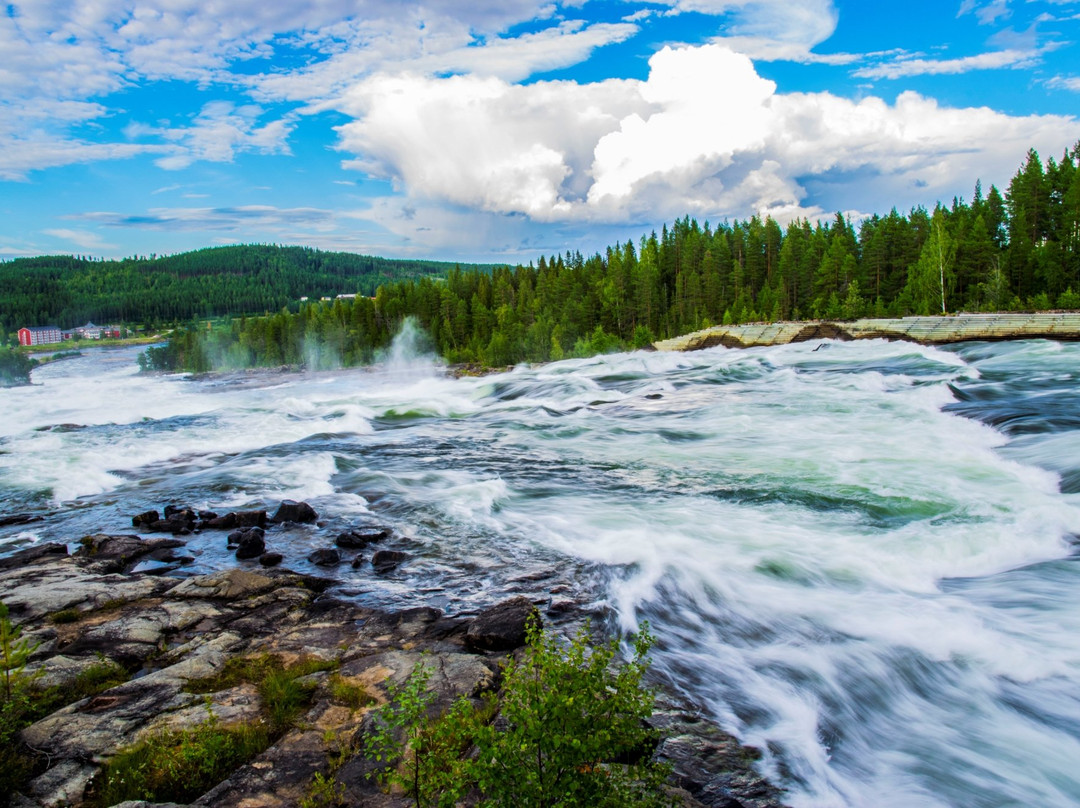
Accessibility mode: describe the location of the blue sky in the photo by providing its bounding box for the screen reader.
[1,0,1078,263]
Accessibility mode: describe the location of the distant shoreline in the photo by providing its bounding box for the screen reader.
[654,312,1080,352]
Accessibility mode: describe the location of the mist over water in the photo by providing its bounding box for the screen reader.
[3,334,1080,807]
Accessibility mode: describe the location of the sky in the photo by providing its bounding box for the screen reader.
[1,0,1078,263]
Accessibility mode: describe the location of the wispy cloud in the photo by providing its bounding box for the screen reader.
[854,47,1045,79]
[42,228,117,251]
[76,205,342,232]
[1046,75,1080,91]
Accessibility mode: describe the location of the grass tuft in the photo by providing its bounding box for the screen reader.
[89,716,269,807]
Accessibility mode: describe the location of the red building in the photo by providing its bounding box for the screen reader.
[17,326,63,346]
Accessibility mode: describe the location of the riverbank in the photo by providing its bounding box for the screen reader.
[0,521,787,808]
[654,312,1080,351]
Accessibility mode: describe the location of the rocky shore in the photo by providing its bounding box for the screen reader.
[653,312,1080,351]
[0,508,788,808]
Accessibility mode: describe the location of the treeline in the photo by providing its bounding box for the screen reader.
[147,144,1080,373]
[0,347,37,386]
[0,245,492,337]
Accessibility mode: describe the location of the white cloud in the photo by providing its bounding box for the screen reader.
[1046,75,1080,91]
[331,43,1078,229]
[42,228,117,252]
[854,47,1044,79]
[127,102,295,170]
[334,70,645,219]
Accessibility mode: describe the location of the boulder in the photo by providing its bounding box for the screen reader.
[200,510,266,530]
[130,510,159,527]
[270,500,318,524]
[258,552,283,567]
[201,512,237,529]
[371,550,408,573]
[307,548,341,567]
[234,529,266,560]
[335,527,390,548]
[465,596,539,652]
[234,510,267,528]
[163,504,193,519]
[350,554,364,568]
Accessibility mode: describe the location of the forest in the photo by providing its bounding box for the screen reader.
[143,144,1080,373]
[0,245,491,337]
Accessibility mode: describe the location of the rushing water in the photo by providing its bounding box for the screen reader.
[3,332,1080,808]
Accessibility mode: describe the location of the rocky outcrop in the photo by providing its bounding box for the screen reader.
[1,536,788,808]
[653,313,1080,352]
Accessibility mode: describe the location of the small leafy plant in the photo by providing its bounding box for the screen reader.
[367,621,673,808]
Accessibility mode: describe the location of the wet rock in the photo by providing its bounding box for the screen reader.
[270,499,318,524]
[351,554,364,568]
[336,527,390,548]
[163,504,193,519]
[234,529,266,560]
[649,707,788,808]
[0,512,45,528]
[259,552,283,567]
[202,512,237,529]
[308,548,341,566]
[465,596,539,652]
[131,510,160,527]
[371,549,408,573]
[198,510,219,521]
[201,510,267,530]
[0,541,68,572]
[234,510,268,528]
[72,534,186,575]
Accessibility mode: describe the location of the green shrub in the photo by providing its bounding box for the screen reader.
[367,621,673,808]
[300,771,346,808]
[367,660,483,808]
[473,619,672,808]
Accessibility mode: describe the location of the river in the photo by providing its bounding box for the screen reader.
[2,331,1079,807]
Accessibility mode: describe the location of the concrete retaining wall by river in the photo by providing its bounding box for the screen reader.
[653,312,1080,351]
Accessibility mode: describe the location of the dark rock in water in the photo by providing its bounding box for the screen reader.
[234,510,268,528]
[34,423,85,433]
[146,518,192,535]
[0,513,45,528]
[650,705,788,808]
[259,552,284,567]
[0,541,68,572]
[465,596,539,652]
[235,529,266,560]
[131,510,159,527]
[351,554,365,568]
[335,527,390,549]
[371,549,408,573]
[645,393,664,399]
[226,529,245,547]
[202,510,267,530]
[308,548,341,566]
[198,510,218,521]
[163,504,192,519]
[202,512,237,529]
[270,500,318,524]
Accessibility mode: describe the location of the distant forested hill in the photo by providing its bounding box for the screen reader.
[0,245,494,334]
